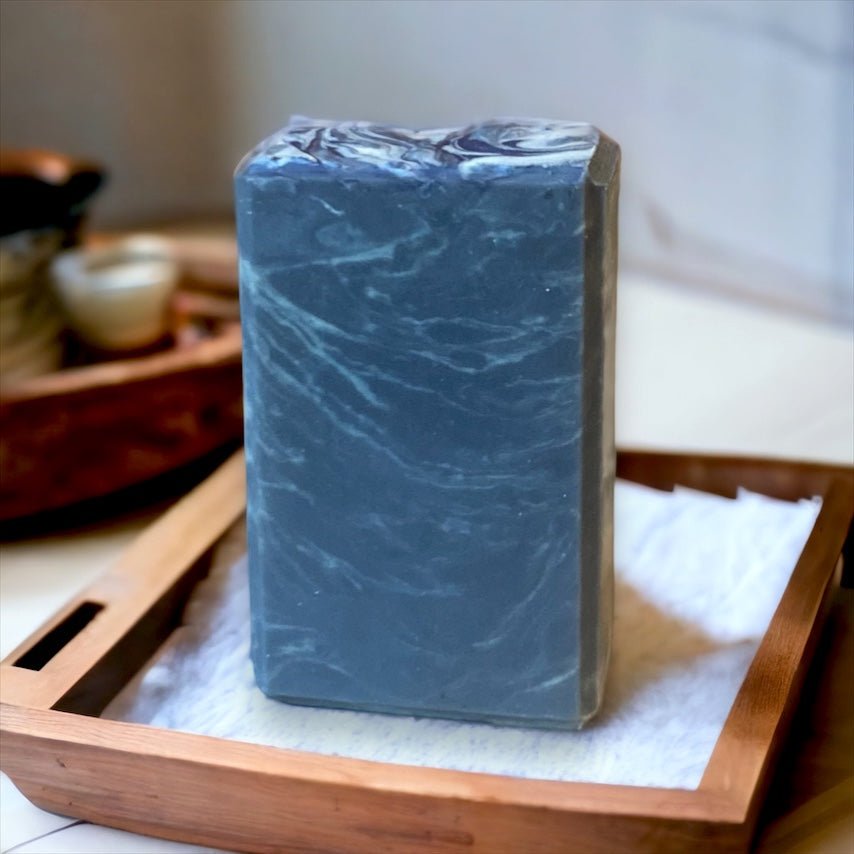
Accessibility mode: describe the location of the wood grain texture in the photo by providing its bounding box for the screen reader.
[0,706,744,854]
[0,450,851,853]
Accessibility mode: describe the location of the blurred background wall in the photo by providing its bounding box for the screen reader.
[1,0,852,324]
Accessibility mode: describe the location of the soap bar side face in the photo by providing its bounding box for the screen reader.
[236,119,616,729]
[579,136,620,722]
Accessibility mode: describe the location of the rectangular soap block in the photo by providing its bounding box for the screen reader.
[235,117,619,730]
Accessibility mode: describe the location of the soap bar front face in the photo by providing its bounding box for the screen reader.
[236,118,618,729]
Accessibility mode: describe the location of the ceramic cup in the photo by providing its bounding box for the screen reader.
[51,235,179,351]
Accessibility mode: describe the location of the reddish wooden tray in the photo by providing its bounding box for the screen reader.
[0,244,242,522]
[0,450,851,853]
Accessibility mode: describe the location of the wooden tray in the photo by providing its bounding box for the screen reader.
[0,450,851,853]
[0,243,242,522]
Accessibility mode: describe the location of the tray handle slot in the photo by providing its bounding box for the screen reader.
[52,550,216,717]
[12,601,105,672]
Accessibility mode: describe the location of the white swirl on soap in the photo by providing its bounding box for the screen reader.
[439,120,597,174]
[257,117,597,177]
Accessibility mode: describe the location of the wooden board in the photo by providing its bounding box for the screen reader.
[0,450,851,853]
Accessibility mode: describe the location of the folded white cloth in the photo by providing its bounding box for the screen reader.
[103,480,820,790]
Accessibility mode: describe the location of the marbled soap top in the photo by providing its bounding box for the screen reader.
[240,116,598,179]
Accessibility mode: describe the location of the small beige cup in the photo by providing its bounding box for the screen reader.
[51,235,178,351]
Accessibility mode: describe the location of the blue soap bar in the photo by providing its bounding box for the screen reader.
[236,117,619,729]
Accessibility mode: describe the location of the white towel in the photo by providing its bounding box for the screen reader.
[103,480,820,790]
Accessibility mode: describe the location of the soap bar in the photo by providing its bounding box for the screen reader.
[235,117,619,729]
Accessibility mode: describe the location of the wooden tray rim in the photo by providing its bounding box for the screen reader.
[1,449,851,852]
